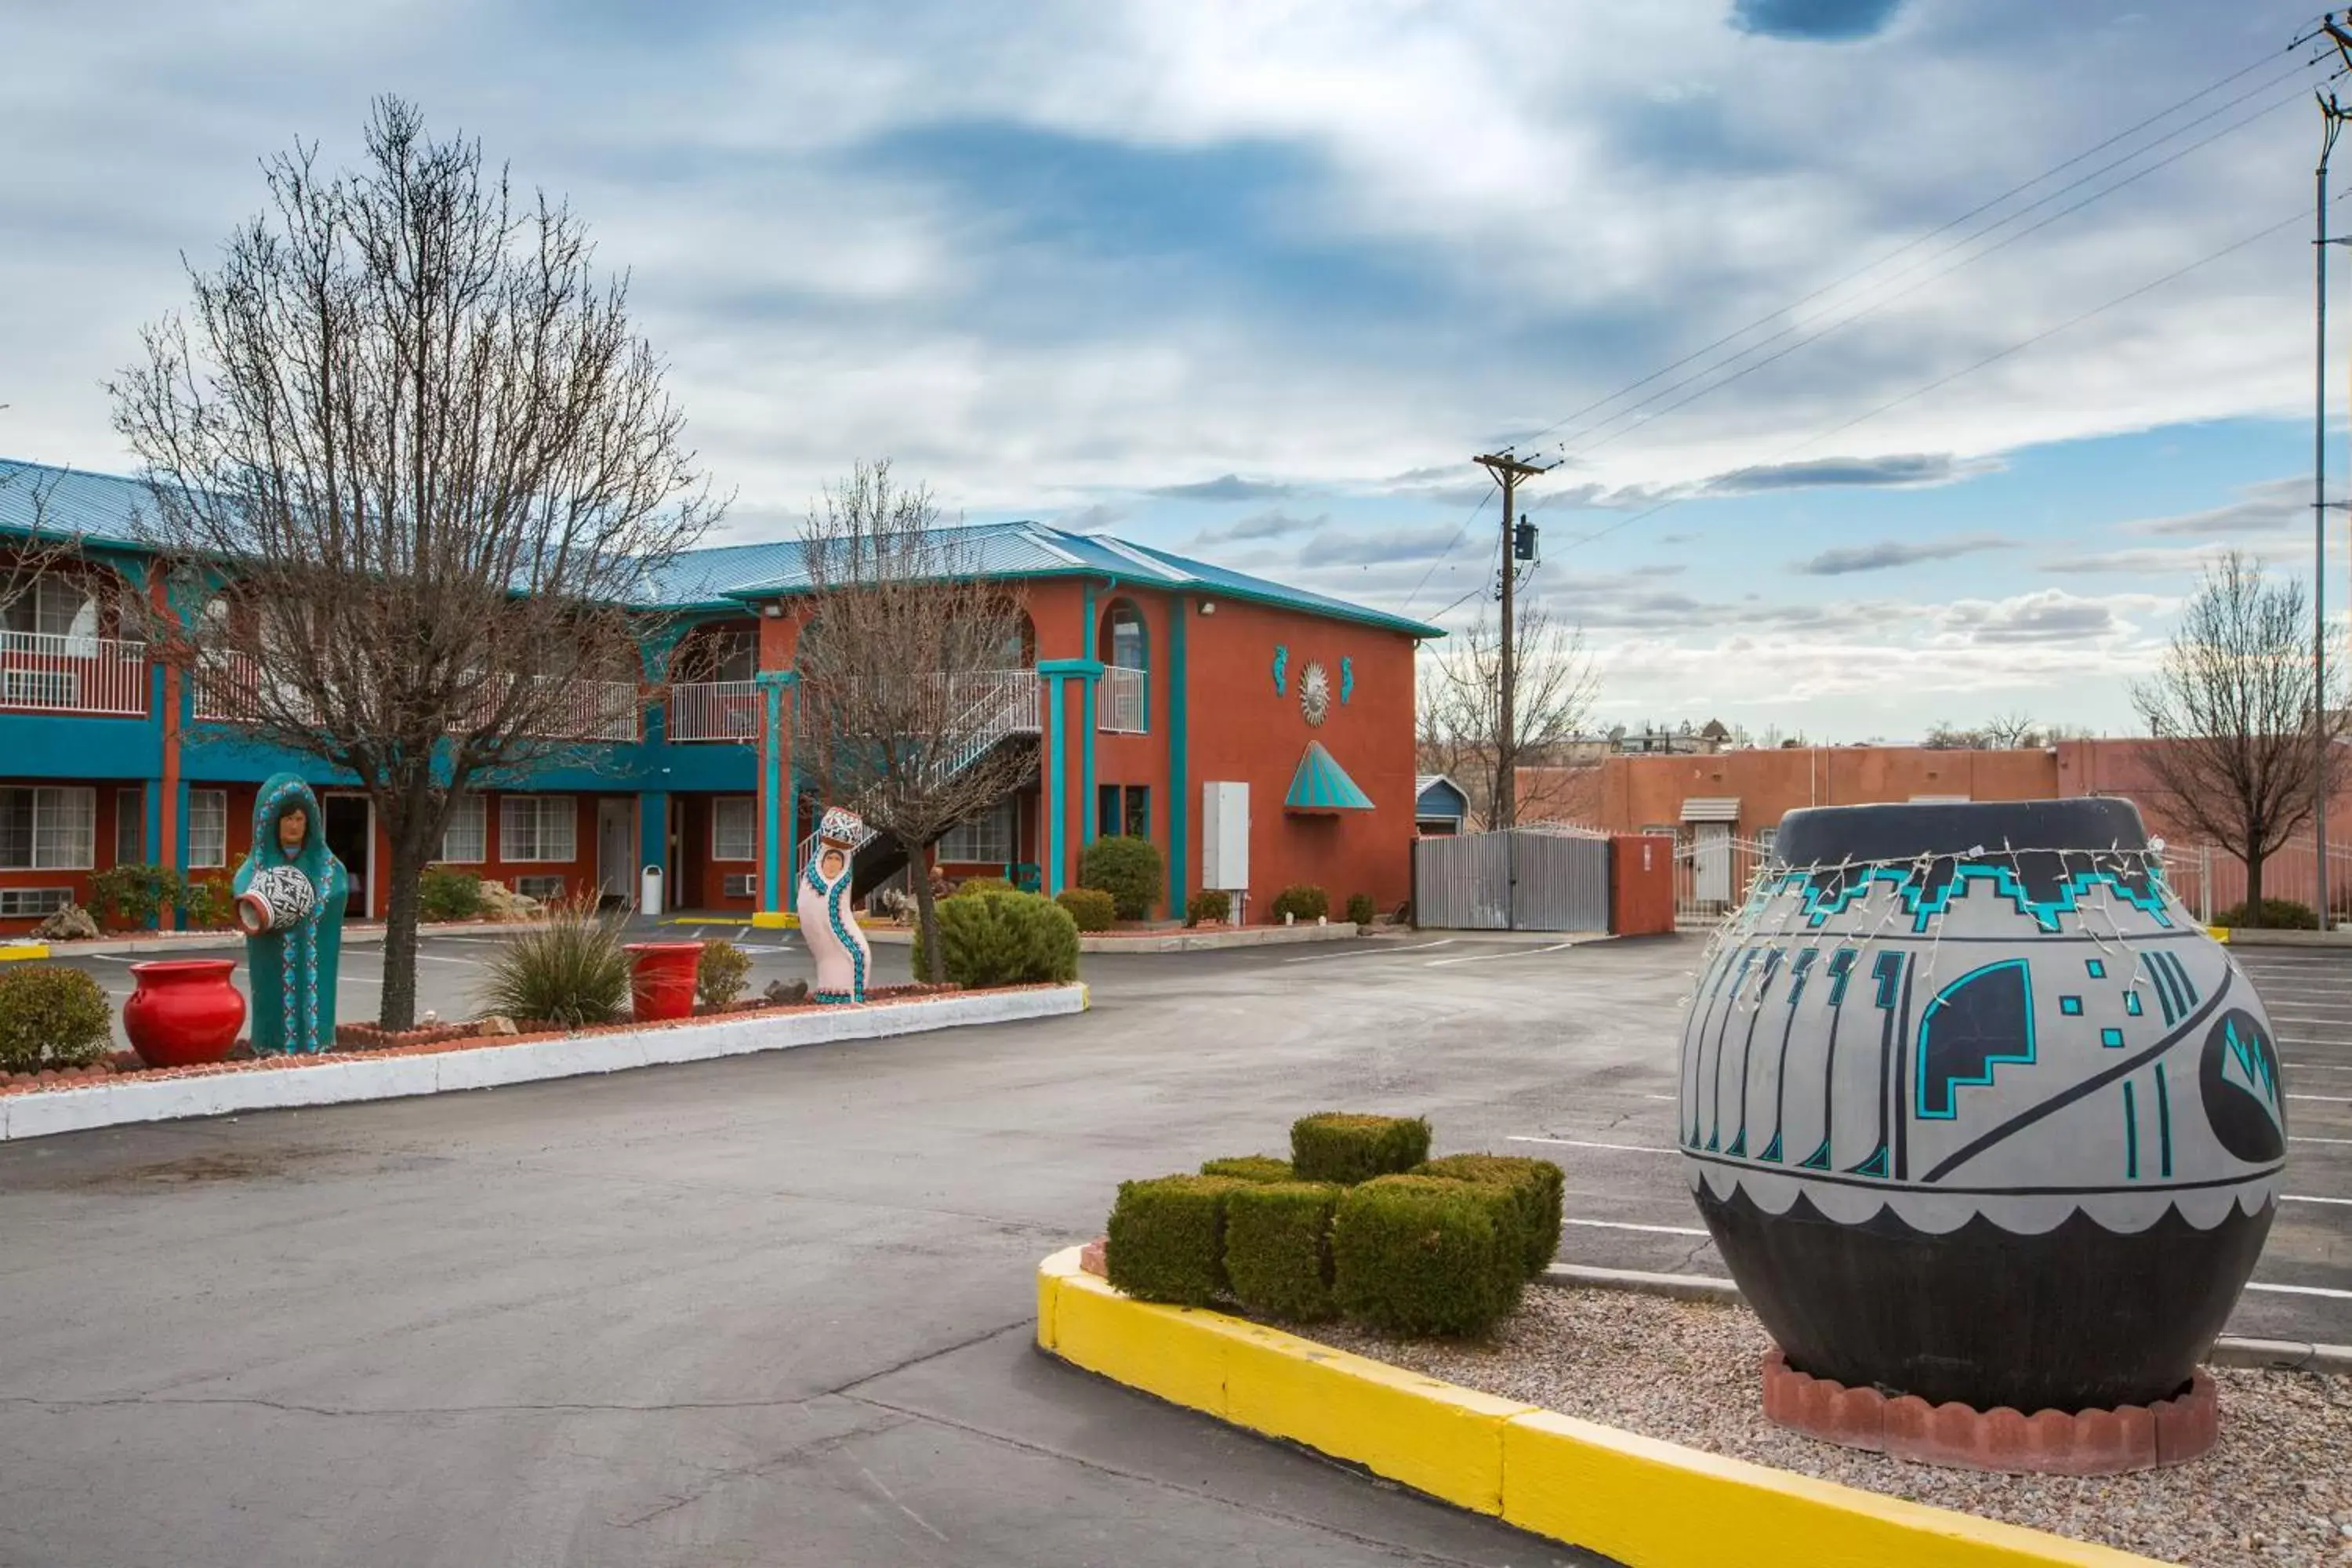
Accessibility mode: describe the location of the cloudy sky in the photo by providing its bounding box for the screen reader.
[2,0,2344,739]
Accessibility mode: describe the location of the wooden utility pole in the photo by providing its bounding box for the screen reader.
[1473,451,1551,829]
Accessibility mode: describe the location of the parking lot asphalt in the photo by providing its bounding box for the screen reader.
[0,930,2343,1566]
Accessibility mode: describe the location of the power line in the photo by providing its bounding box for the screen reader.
[1539,61,2344,477]
[1401,485,1493,611]
[1520,31,2333,454]
[1540,194,2342,562]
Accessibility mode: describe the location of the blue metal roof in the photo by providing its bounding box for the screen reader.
[1286,741,1375,811]
[1,457,1443,637]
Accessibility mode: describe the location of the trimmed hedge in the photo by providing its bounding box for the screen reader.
[1270,884,1328,923]
[1200,1155,1294,1184]
[1331,1175,1523,1336]
[914,890,1080,987]
[697,938,753,1006]
[1079,834,1163,920]
[954,876,1015,896]
[1414,1153,1566,1279]
[0,966,112,1072]
[1184,889,1230,927]
[1290,1112,1431,1185]
[421,865,488,922]
[1105,1174,1246,1306]
[2216,898,2319,931]
[1055,887,1116,933]
[1345,892,1376,927]
[1225,1181,1342,1322]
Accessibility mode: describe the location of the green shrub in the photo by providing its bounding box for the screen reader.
[1225,1181,1343,1322]
[1055,887,1116,933]
[1414,1153,1566,1279]
[180,876,238,930]
[1105,1174,1245,1306]
[1331,1175,1523,1336]
[0,966,112,1072]
[1290,1112,1432,1185]
[1184,889,1230,927]
[2216,898,2319,931]
[1079,835,1164,920]
[953,876,1014,897]
[420,865,488,923]
[477,898,632,1027]
[697,938,753,1006]
[1270,884,1329,923]
[1345,892,1377,927]
[1200,1155,1294,1183]
[88,864,182,930]
[913,889,1080,987]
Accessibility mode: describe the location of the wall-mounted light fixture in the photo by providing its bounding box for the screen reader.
[762,604,782,618]
[1199,601,1218,615]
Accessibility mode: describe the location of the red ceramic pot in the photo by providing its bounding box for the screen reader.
[123,959,247,1068]
[623,941,704,1023]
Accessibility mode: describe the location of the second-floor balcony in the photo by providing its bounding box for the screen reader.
[668,679,762,742]
[1099,665,1145,734]
[194,652,640,742]
[0,630,150,717]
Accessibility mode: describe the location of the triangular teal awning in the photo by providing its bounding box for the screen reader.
[1285,741,1374,812]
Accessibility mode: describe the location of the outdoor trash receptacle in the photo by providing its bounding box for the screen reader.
[623,941,703,1022]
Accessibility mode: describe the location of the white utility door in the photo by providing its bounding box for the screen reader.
[1693,822,1733,905]
[597,798,635,907]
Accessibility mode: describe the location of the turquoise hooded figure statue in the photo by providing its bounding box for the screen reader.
[233,773,347,1054]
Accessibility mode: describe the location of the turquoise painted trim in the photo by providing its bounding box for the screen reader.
[144,777,164,869]
[1044,672,1065,895]
[1168,597,1189,912]
[172,779,189,882]
[756,670,792,913]
[786,682,802,890]
[1036,657,1105,677]
[1081,679,1097,844]
[639,790,667,878]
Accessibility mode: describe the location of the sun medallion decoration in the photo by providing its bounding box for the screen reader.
[1298,659,1332,727]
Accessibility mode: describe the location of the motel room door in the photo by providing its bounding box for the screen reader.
[1693,821,1733,906]
[596,798,634,909]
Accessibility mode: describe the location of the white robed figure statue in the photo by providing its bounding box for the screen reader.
[797,806,873,1004]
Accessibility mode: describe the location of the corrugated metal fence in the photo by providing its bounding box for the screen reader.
[1413,827,1612,931]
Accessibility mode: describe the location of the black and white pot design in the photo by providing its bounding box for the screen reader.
[1679,798,2285,1413]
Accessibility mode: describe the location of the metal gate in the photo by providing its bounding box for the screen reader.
[1674,835,1772,929]
[1413,826,1612,932]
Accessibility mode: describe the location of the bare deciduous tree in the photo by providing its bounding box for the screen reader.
[2132,551,2347,923]
[0,463,95,623]
[1417,605,1598,830]
[110,97,718,1025]
[792,462,1036,980]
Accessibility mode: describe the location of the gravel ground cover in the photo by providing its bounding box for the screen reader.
[1311,1288,2352,1566]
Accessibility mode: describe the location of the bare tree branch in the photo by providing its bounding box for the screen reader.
[108,96,719,1025]
[1416,604,1598,829]
[2130,551,2347,924]
[792,461,1035,980]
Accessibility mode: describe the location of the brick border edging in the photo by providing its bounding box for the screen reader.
[1761,1350,2216,1475]
[0,983,1089,1141]
[1536,1263,2352,1377]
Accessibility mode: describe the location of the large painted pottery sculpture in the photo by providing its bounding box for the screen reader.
[1679,799,2285,1414]
[796,806,872,1005]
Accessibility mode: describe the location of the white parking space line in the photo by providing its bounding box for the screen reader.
[1283,939,1455,964]
[2284,1194,2352,1207]
[2245,1282,2352,1301]
[2288,1094,2352,1104]
[2288,1062,2352,1071]
[1563,1218,1708,1237]
[1508,1135,1676,1155]
[1639,1093,1677,1101]
[412,953,484,967]
[2292,1135,2352,1145]
[1428,942,1577,967]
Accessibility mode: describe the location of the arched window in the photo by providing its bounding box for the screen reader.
[1098,603,1145,671]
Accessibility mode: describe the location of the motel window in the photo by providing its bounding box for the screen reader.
[0,887,71,917]
[187,789,227,869]
[939,798,1014,864]
[1122,786,1149,840]
[1105,605,1145,670]
[441,793,486,863]
[0,786,95,869]
[515,874,564,902]
[0,580,96,641]
[499,796,577,862]
[1097,785,1120,839]
[116,786,145,867]
[712,797,756,862]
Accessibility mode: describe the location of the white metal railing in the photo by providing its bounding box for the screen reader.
[1673,833,1772,929]
[2161,837,2352,926]
[0,630,148,717]
[1099,665,1145,733]
[668,678,763,742]
[194,652,638,741]
[791,667,1040,879]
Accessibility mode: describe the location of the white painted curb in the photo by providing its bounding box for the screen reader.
[0,983,1088,1142]
[862,921,1365,952]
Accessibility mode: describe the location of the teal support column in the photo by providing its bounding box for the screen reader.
[1167,597,1189,913]
[638,789,667,880]
[1043,671,1065,893]
[754,670,797,918]
[1080,678,1098,843]
[1038,659,1103,894]
[145,781,165,868]
[786,683,803,891]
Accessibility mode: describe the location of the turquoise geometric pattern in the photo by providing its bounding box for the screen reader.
[1284,740,1374,811]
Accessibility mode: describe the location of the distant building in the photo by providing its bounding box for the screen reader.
[1414,775,1470,836]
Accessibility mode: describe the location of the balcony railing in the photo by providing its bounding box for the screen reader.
[194,651,641,742]
[1099,665,1145,734]
[669,678,763,742]
[0,630,150,717]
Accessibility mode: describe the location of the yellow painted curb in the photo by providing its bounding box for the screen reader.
[0,943,50,961]
[2207,925,2231,944]
[1036,1250,2165,1568]
[748,911,797,930]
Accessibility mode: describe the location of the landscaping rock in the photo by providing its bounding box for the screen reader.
[32,903,100,942]
[763,978,810,1006]
[477,880,543,922]
[480,1014,519,1036]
